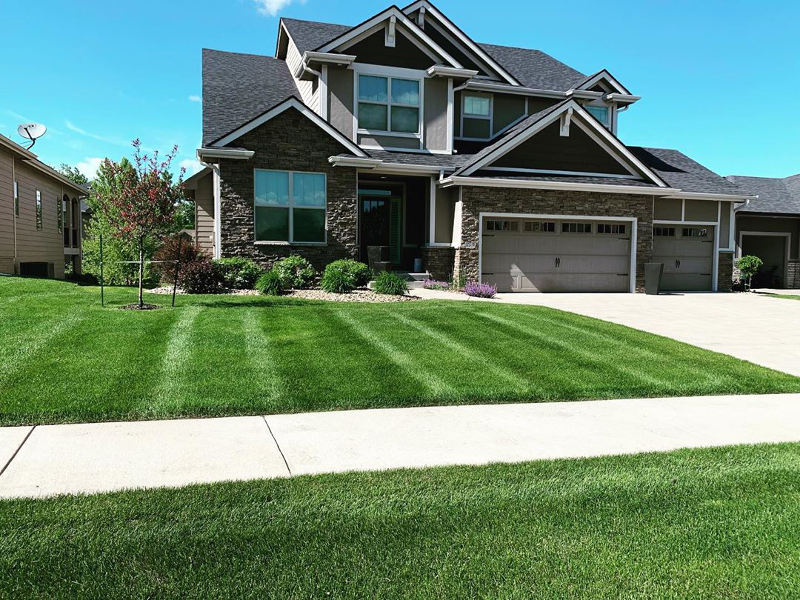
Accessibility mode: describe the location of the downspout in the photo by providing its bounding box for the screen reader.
[199,159,222,259]
[11,156,17,272]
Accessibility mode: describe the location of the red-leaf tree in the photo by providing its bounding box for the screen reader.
[94,140,185,307]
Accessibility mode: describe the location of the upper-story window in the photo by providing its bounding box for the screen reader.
[35,190,43,230]
[586,104,611,127]
[462,94,492,139]
[357,75,420,134]
[13,180,19,217]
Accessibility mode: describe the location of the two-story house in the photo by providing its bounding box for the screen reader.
[1,134,86,279]
[186,1,750,293]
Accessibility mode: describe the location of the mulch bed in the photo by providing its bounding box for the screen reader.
[285,289,419,303]
[119,303,161,311]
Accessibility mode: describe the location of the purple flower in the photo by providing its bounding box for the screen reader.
[423,279,450,290]
[464,281,497,298]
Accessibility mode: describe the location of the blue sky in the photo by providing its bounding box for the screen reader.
[2,0,798,179]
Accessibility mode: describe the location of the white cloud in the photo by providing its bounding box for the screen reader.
[253,0,305,16]
[77,157,104,180]
[188,95,201,103]
[65,120,130,147]
[179,158,204,177]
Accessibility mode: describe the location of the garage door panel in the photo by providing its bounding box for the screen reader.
[482,218,631,293]
[652,228,714,291]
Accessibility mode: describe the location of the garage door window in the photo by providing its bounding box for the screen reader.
[682,227,709,238]
[524,221,555,233]
[654,227,675,237]
[486,220,518,231]
[562,222,592,233]
[597,223,626,235]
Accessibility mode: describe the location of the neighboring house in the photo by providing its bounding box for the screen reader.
[0,134,86,278]
[727,174,800,288]
[186,1,751,293]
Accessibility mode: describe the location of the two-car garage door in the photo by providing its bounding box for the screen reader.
[481,216,715,293]
[482,217,632,292]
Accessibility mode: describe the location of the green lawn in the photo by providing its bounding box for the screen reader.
[2,276,799,426]
[766,293,800,301]
[1,443,799,598]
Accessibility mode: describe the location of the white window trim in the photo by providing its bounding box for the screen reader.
[459,93,493,141]
[478,212,638,293]
[253,169,328,246]
[354,66,424,143]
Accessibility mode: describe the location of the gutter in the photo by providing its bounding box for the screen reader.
[440,175,683,196]
[196,147,254,161]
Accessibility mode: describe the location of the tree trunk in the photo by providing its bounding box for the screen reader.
[138,238,144,308]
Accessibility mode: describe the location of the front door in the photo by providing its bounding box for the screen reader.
[359,189,402,265]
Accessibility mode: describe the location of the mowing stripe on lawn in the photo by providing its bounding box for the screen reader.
[332,309,453,397]
[389,311,529,394]
[0,308,85,385]
[150,305,201,413]
[474,311,669,389]
[242,309,284,404]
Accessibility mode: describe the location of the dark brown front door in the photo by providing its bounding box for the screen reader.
[360,197,391,262]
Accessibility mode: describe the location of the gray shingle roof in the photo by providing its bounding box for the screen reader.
[202,48,300,146]
[365,149,472,169]
[280,17,586,91]
[478,43,585,90]
[726,175,800,215]
[629,147,743,195]
[281,18,351,54]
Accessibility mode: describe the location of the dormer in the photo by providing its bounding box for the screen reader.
[569,69,640,135]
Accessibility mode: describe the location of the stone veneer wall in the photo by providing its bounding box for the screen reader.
[787,260,800,289]
[420,247,454,281]
[217,109,358,272]
[454,186,654,291]
[718,252,733,292]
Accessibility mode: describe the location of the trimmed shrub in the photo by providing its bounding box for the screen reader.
[736,255,763,290]
[374,271,408,295]
[152,232,206,284]
[423,279,450,291]
[464,281,497,298]
[321,260,371,293]
[180,260,222,294]
[212,258,263,290]
[273,255,316,289]
[255,270,284,296]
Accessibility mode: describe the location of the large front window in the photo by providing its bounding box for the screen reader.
[254,170,326,243]
[358,75,420,134]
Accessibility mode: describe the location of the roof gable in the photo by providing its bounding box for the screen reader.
[456,100,667,186]
[402,0,519,85]
[316,6,462,69]
[209,98,367,157]
[343,25,441,69]
[574,69,631,95]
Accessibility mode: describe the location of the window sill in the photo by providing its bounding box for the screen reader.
[254,241,328,247]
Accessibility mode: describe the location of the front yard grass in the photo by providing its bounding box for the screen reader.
[1,443,799,597]
[766,293,800,301]
[2,276,800,426]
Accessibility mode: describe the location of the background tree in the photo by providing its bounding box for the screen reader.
[58,164,90,186]
[93,140,184,307]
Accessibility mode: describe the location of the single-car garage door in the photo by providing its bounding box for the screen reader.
[652,225,714,291]
[481,217,632,292]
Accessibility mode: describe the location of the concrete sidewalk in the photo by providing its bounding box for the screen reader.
[2,394,799,499]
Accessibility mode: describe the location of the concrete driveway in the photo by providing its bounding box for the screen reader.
[412,290,800,376]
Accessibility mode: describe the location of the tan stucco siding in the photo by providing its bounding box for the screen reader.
[194,171,215,257]
[423,78,449,152]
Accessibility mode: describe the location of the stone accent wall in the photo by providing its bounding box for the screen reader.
[217,109,358,273]
[454,186,654,291]
[420,247,454,281]
[718,252,733,292]
[787,260,800,289]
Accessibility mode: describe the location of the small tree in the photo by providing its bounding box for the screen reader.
[94,140,184,308]
[736,255,763,291]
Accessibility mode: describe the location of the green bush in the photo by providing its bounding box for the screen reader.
[180,260,223,294]
[255,270,284,296]
[212,258,263,290]
[273,255,316,289]
[373,271,408,295]
[82,216,156,286]
[321,260,371,293]
[736,255,764,290]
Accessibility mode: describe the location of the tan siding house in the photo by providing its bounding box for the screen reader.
[0,134,87,278]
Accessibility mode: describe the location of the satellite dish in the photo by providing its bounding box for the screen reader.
[17,123,47,150]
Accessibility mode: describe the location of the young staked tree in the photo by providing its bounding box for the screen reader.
[94,140,185,308]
